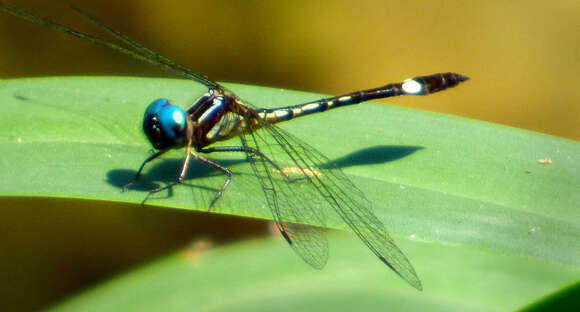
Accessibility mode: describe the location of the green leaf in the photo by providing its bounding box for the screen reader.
[0,77,578,309]
[517,281,580,312]
[49,235,578,312]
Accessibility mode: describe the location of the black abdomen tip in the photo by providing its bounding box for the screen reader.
[411,72,470,94]
[442,72,469,84]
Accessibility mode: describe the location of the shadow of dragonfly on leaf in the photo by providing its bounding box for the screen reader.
[106,145,424,206]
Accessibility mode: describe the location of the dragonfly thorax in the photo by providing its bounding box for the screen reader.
[143,98,188,150]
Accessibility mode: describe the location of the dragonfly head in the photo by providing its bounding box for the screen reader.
[143,98,188,150]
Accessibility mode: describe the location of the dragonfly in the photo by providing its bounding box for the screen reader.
[0,3,468,291]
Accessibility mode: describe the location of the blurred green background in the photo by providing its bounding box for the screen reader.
[1,0,579,311]
[1,0,578,140]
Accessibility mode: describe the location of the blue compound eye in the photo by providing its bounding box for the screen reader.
[143,98,187,149]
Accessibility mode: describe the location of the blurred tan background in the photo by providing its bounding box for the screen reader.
[0,1,579,311]
[1,0,578,140]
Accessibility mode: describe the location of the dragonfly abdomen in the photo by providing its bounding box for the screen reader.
[260,72,468,124]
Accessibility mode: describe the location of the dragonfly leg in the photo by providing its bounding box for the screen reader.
[198,146,288,178]
[140,181,179,205]
[190,151,232,211]
[140,144,232,209]
[141,142,193,204]
[122,150,167,192]
[201,146,319,184]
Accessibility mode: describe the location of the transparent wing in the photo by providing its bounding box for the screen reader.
[240,121,422,290]
[240,124,330,269]
[0,3,219,88]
